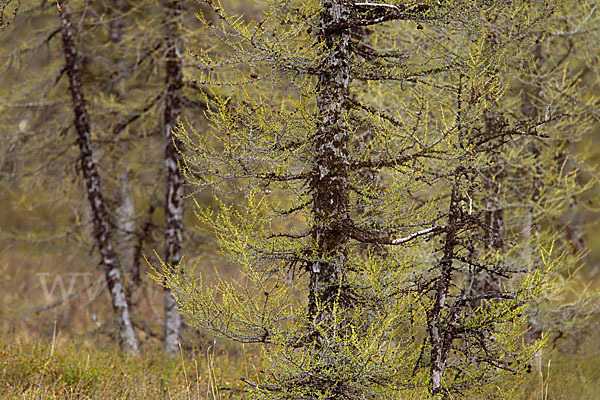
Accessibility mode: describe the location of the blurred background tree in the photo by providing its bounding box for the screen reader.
[0,0,222,353]
[0,0,599,399]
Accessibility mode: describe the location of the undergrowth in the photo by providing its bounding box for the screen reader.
[1,326,599,399]
[0,333,253,399]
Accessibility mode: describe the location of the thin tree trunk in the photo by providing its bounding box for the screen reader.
[470,113,505,306]
[58,4,139,355]
[520,42,545,269]
[116,169,137,301]
[107,0,139,303]
[127,201,155,300]
[162,0,184,356]
[308,0,352,325]
[428,184,461,396]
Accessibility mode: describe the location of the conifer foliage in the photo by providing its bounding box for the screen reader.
[158,0,583,398]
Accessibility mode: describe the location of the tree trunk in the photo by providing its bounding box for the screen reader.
[107,0,139,304]
[163,0,184,356]
[428,184,461,396]
[308,0,352,326]
[58,4,139,355]
[470,112,505,306]
[116,169,137,301]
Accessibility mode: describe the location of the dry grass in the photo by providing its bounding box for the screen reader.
[0,331,257,399]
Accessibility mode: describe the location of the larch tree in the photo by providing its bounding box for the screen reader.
[156,0,579,398]
[90,0,216,353]
[58,2,139,355]
[0,0,19,30]
[469,0,600,343]
[511,0,600,342]
[0,0,211,352]
[0,0,155,346]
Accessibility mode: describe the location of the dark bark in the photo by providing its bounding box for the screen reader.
[163,0,184,356]
[308,0,352,325]
[470,113,505,306]
[58,4,138,355]
[428,183,461,396]
[127,202,155,301]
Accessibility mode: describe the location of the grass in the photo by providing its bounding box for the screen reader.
[0,332,255,399]
[524,350,600,400]
[2,329,600,399]
[1,229,599,399]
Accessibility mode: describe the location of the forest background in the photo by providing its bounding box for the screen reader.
[0,0,600,399]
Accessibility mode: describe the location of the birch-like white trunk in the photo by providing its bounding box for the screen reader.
[116,169,137,298]
[59,4,139,355]
[163,0,184,356]
[108,0,139,303]
[470,113,505,304]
